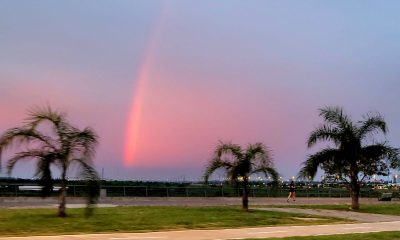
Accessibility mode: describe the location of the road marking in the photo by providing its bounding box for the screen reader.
[313,233,335,236]
[343,226,371,230]
[109,237,166,240]
[313,230,381,236]
[248,230,288,234]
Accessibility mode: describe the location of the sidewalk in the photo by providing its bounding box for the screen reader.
[0,221,399,240]
[258,207,400,222]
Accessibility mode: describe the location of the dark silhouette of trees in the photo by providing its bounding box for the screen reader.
[299,106,399,209]
[0,106,99,217]
[204,141,278,211]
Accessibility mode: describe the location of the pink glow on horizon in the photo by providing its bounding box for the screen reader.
[122,67,296,168]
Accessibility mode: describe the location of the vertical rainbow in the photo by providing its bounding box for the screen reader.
[124,4,168,166]
[123,57,151,166]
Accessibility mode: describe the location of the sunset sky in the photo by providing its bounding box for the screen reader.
[1,1,400,181]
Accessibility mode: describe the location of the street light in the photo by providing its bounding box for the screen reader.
[373,174,376,188]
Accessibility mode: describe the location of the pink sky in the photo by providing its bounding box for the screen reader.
[1,1,400,180]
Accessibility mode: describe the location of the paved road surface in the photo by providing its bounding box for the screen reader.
[0,221,399,240]
[258,207,400,222]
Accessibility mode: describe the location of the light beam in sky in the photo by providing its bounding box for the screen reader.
[123,4,168,166]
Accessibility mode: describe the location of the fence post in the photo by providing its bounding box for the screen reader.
[145,186,148,197]
[204,188,207,197]
[123,186,126,197]
[166,187,169,197]
[186,188,189,197]
[221,186,224,197]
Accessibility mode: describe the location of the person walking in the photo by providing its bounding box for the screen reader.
[287,180,296,202]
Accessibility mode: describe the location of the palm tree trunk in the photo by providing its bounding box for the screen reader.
[58,169,67,217]
[242,179,249,211]
[350,169,360,210]
[351,184,360,210]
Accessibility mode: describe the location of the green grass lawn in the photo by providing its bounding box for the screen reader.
[0,206,346,236]
[245,231,400,240]
[267,203,400,215]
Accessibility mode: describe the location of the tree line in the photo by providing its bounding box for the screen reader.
[0,106,399,217]
[204,106,399,210]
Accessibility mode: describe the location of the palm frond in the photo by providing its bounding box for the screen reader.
[357,114,387,139]
[204,141,242,183]
[307,125,341,148]
[214,141,242,160]
[388,148,400,169]
[70,127,98,160]
[0,127,56,152]
[71,158,99,181]
[203,158,233,183]
[319,106,351,129]
[361,143,392,161]
[360,144,399,172]
[6,150,45,174]
[246,142,273,165]
[26,106,65,130]
[245,143,277,181]
[26,106,73,146]
[299,148,342,179]
[245,143,267,157]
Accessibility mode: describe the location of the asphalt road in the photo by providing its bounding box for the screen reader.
[0,221,399,240]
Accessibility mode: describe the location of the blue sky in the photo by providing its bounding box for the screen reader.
[0,1,399,180]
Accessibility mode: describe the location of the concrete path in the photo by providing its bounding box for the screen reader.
[258,207,400,222]
[0,221,400,240]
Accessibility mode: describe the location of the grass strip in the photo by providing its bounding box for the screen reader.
[0,206,346,236]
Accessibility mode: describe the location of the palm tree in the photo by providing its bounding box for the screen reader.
[0,106,99,217]
[300,106,398,210]
[204,141,278,211]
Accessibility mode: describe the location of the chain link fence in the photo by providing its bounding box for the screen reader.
[0,184,396,198]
